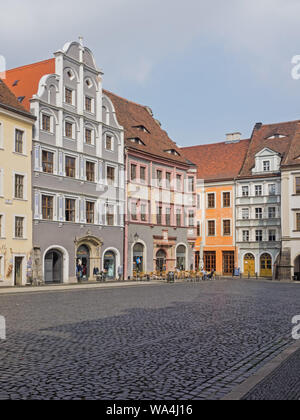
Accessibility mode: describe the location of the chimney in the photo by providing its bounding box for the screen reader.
[226,132,241,143]
[254,122,263,130]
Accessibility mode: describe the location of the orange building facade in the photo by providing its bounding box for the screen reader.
[194,181,237,275]
[182,135,250,276]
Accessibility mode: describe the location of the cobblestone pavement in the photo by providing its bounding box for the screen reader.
[0,280,299,400]
[243,348,300,400]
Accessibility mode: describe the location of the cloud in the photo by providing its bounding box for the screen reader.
[1,0,300,88]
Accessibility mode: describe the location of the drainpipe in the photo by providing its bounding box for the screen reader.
[124,148,128,280]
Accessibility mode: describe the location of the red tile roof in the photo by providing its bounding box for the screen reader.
[0,78,34,119]
[281,122,300,168]
[5,59,55,111]
[182,139,250,181]
[238,120,299,177]
[104,90,193,166]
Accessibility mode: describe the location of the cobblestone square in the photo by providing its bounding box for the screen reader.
[0,280,299,400]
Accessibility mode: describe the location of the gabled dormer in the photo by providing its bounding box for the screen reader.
[133,125,150,134]
[165,149,180,156]
[129,137,145,146]
[252,147,281,174]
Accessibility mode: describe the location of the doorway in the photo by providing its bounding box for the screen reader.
[14,257,23,286]
[294,256,300,281]
[104,250,116,279]
[45,250,63,283]
[223,251,235,275]
[260,253,272,277]
[244,253,255,277]
[77,245,90,280]
[133,243,144,273]
[156,249,166,272]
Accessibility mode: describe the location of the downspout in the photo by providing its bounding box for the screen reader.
[124,148,128,280]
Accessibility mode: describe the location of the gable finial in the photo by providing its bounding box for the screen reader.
[79,36,84,47]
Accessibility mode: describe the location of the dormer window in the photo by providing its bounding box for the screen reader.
[266,134,287,139]
[129,138,145,146]
[133,125,150,134]
[263,161,270,172]
[165,149,180,156]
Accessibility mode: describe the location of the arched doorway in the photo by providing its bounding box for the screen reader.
[156,249,166,272]
[133,243,144,273]
[45,249,63,283]
[260,253,272,277]
[77,245,90,280]
[176,245,186,271]
[244,253,255,277]
[294,256,300,281]
[104,250,116,279]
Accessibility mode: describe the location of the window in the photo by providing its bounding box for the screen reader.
[14,175,24,199]
[15,217,24,238]
[86,161,95,182]
[269,184,276,196]
[42,195,53,220]
[65,199,75,222]
[188,177,195,193]
[268,207,276,219]
[106,135,113,151]
[131,164,137,181]
[85,96,92,112]
[107,166,115,186]
[65,157,76,178]
[85,128,92,145]
[15,129,24,154]
[42,114,51,132]
[255,185,262,196]
[141,204,147,222]
[197,222,201,236]
[176,209,182,227]
[242,186,249,197]
[223,251,235,275]
[166,172,171,189]
[188,210,194,227]
[157,206,162,225]
[296,177,300,194]
[256,230,263,242]
[157,170,163,187]
[242,208,249,220]
[65,122,73,139]
[208,220,216,236]
[176,174,182,191]
[296,213,300,231]
[107,205,114,226]
[204,251,216,272]
[197,195,201,210]
[255,208,263,219]
[243,230,249,242]
[65,88,73,105]
[140,167,146,183]
[166,208,171,226]
[86,202,95,224]
[207,193,215,209]
[42,151,54,173]
[223,192,231,208]
[263,161,270,172]
[223,220,231,236]
[131,202,137,221]
[269,230,276,242]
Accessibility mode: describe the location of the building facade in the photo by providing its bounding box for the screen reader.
[6,42,125,283]
[236,121,296,278]
[105,91,197,278]
[0,80,35,286]
[280,124,300,280]
[183,136,249,275]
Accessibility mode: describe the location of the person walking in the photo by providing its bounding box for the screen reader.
[118,265,123,281]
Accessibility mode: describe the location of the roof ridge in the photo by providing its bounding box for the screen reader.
[7,58,55,73]
[104,89,149,110]
[182,138,250,149]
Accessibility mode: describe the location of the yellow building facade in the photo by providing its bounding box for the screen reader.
[0,80,35,286]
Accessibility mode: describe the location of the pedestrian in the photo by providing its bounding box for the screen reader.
[76,262,83,283]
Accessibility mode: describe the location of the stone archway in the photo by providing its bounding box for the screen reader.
[294,255,300,281]
[45,249,63,284]
[244,253,255,277]
[74,235,103,281]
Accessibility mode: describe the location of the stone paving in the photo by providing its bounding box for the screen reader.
[0,280,299,400]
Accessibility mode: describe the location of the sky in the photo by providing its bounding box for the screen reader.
[1,0,300,146]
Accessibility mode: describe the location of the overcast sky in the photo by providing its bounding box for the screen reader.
[1,0,300,146]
